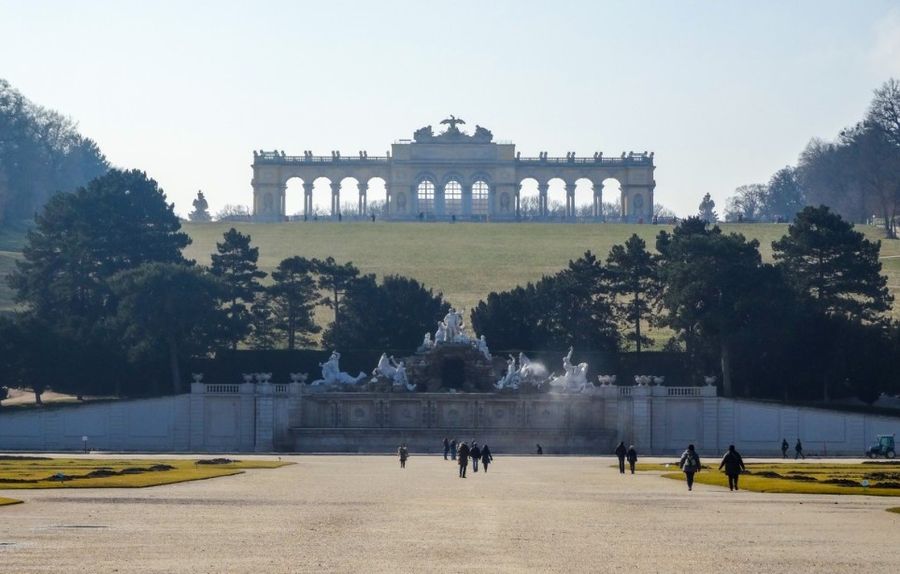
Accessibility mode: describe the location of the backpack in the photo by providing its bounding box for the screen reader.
[683,452,697,471]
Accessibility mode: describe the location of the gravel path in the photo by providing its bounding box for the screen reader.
[1,455,898,573]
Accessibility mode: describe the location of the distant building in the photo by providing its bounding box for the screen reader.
[251,117,655,222]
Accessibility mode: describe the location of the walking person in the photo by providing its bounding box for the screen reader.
[470,442,481,472]
[536,444,543,455]
[398,443,409,469]
[457,441,470,478]
[450,439,457,461]
[626,445,638,474]
[718,445,746,491]
[481,444,493,473]
[442,437,450,460]
[781,438,789,459]
[615,441,627,474]
[678,444,701,491]
[795,439,805,460]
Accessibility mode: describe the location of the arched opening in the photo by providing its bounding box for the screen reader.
[601,178,622,222]
[518,178,539,218]
[366,177,387,218]
[416,179,435,217]
[285,177,305,219]
[311,177,333,218]
[472,180,489,216]
[546,178,567,219]
[573,178,595,219]
[338,177,361,218]
[444,180,462,216]
[440,357,466,390]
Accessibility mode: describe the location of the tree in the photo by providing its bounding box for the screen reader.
[0,316,67,404]
[215,204,251,221]
[314,257,360,328]
[838,123,900,238]
[766,167,806,221]
[724,184,767,222]
[606,234,658,353]
[698,193,717,222]
[773,206,891,323]
[110,263,224,394]
[210,228,267,350]
[323,274,450,352]
[470,285,543,351]
[9,169,191,333]
[868,78,900,148]
[269,257,320,349]
[0,78,109,224]
[656,218,767,396]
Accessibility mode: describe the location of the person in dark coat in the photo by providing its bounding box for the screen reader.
[470,442,481,472]
[718,444,745,491]
[398,444,409,469]
[795,439,805,460]
[781,438,789,459]
[481,444,493,472]
[450,439,457,461]
[626,445,638,474]
[678,444,701,491]
[615,441,627,474]
[457,441,470,478]
[442,437,450,460]
[536,444,543,455]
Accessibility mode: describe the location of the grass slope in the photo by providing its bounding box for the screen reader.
[0,457,289,490]
[4,221,900,321]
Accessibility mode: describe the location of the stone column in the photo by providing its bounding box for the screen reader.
[254,381,275,452]
[331,181,341,217]
[462,183,472,217]
[240,380,256,451]
[516,183,523,219]
[538,182,549,217]
[189,382,206,451]
[303,182,313,219]
[701,384,718,455]
[564,183,573,218]
[358,181,368,215]
[435,183,445,217]
[631,385,652,453]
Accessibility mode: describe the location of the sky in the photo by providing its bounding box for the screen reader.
[1,0,899,217]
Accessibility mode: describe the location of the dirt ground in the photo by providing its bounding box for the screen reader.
[1,455,898,573]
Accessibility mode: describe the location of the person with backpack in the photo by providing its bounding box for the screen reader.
[481,444,493,473]
[470,441,481,472]
[781,438,789,459]
[615,441,627,474]
[450,438,457,461]
[626,445,638,474]
[457,441,470,478]
[398,444,409,469]
[718,445,745,491]
[442,437,450,460]
[678,444,701,491]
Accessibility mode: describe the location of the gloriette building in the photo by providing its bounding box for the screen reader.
[251,116,656,222]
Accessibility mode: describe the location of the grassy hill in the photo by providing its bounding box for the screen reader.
[4,222,900,323]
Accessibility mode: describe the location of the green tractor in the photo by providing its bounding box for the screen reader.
[866,434,896,459]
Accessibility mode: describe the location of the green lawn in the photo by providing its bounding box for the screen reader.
[0,457,289,491]
[4,221,899,325]
[630,461,900,496]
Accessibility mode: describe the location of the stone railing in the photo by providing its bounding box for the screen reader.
[254,152,390,165]
[666,387,703,397]
[204,384,240,394]
[516,154,653,166]
[274,384,289,394]
[617,386,633,396]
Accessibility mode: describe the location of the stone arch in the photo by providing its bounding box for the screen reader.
[415,175,436,217]
[310,176,334,217]
[365,177,387,217]
[518,177,540,218]
[443,179,463,216]
[338,176,362,216]
[573,177,595,218]
[471,179,490,216]
[284,176,306,219]
[601,177,623,221]
[546,177,568,219]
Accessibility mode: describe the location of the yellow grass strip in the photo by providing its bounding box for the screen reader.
[0,497,23,506]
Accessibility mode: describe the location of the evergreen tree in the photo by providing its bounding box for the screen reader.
[323,274,449,352]
[269,256,320,350]
[314,256,360,328]
[210,228,267,350]
[698,192,717,222]
[766,166,806,221]
[772,205,891,323]
[606,234,659,353]
[110,263,224,394]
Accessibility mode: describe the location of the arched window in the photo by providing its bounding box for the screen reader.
[472,181,489,215]
[417,180,435,215]
[444,180,462,215]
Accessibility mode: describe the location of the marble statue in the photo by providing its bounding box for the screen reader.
[434,321,448,344]
[422,332,434,350]
[392,361,415,391]
[373,353,398,380]
[495,352,548,391]
[311,351,367,386]
[495,355,521,391]
[547,347,592,393]
[443,308,464,341]
[476,335,491,360]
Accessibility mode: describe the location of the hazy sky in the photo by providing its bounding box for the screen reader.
[2,1,899,217]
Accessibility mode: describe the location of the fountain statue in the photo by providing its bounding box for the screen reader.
[371,353,415,391]
[547,347,593,393]
[311,351,367,386]
[495,352,549,391]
